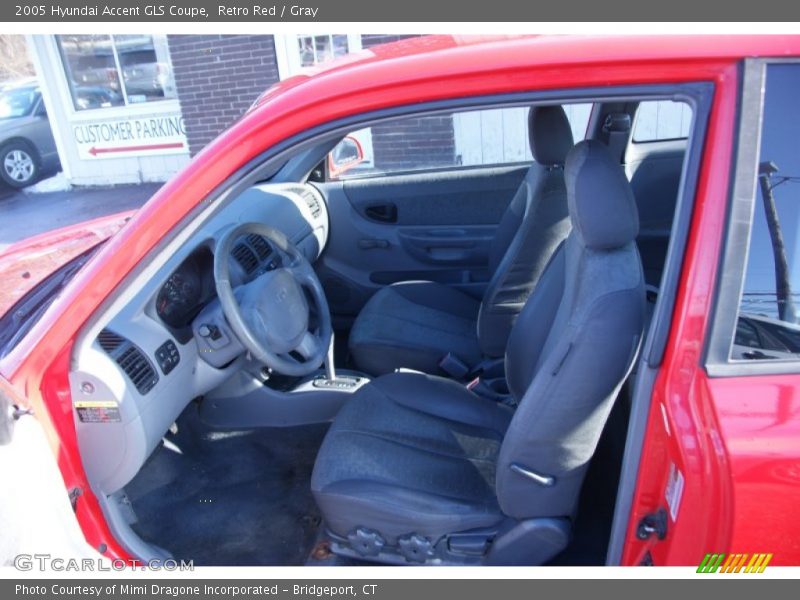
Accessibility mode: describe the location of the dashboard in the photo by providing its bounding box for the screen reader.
[69,182,330,495]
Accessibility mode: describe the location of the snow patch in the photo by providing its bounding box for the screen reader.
[24,171,72,194]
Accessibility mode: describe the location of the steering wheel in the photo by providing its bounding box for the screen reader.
[214,222,332,377]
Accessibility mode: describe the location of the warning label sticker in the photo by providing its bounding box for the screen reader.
[665,462,685,522]
[74,400,121,423]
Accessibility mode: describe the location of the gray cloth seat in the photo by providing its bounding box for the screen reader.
[311,372,512,543]
[349,105,575,376]
[344,281,483,375]
[312,141,646,565]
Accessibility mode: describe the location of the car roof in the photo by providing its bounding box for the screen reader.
[253,34,800,108]
[0,77,39,93]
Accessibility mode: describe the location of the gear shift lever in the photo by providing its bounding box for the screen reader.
[324,332,336,381]
[313,332,365,390]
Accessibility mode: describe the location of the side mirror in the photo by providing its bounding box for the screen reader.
[328,136,364,179]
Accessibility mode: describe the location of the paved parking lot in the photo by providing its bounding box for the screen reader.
[0,181,161,252]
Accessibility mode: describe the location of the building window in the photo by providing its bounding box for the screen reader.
[56,34,176,111]
[274,34,362,80]
[732,64,800,361]
[297,35,351,67]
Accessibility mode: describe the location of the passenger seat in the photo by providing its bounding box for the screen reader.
[348,105,575,376]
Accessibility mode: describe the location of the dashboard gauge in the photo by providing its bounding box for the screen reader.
[156,258,203,328]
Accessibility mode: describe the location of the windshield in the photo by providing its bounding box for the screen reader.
[0,87,38,119]
[0,243,101,360]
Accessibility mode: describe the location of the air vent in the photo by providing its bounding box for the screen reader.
[117,347,158,395]
[96,329,158,395]
[300,188,322,218]
[97,330,125,353]
[245,234,271,260]
[232,243,258,273]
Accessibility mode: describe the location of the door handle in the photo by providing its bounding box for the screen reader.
[364,203,397,223]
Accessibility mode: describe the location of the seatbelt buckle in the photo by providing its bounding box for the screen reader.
[438,352,469,379]
[465,376,481,391]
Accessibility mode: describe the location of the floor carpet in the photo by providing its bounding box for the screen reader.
[125,402,328,566]
[125,382,628,566]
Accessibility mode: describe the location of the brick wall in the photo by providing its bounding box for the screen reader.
[371,115,457,171]
[360,34,417,48]
[166,33,454,167]
[359,34,456,172]
[167,35,280,155]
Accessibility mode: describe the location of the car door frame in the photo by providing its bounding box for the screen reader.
[615,57,800,566]
[0,71,741,563]
[608,66,733,564]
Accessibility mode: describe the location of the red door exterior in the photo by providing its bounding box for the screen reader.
[623,58,800,566]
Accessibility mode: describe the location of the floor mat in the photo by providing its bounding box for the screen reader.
[125,402,328,566]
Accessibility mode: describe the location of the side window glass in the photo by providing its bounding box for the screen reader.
[328,103,592,180]
[632,100,692,143]
[732,64,800,361]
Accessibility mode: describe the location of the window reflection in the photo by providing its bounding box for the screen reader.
[733,64,800,361]
[57,34,176,110]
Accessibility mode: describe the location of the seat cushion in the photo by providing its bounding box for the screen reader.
[311,372,512,544]
[348,281,482,376]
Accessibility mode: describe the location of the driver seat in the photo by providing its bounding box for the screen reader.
[311,141,645,565]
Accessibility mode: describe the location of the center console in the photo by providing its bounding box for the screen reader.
[198,333,369,429]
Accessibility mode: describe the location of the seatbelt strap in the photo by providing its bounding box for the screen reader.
[602,113,632,164]
[439,354,505,383]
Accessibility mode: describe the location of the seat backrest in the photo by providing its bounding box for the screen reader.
[626,142,686,287]
[476,106,574,357]
[496,140,645,520]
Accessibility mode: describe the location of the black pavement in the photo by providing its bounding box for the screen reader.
[0,181,161,252]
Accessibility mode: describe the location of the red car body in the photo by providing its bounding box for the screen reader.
[0,211,134,318]
[2,34,800,566]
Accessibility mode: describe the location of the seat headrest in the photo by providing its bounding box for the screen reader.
[565,140,639,250]
[528,105,574,166]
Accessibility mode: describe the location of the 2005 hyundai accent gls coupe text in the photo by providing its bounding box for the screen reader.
[1,35,799,567]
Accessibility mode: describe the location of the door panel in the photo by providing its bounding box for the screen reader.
[343,165,525,226]
[396,226,496,266]
[316,164,527,319]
